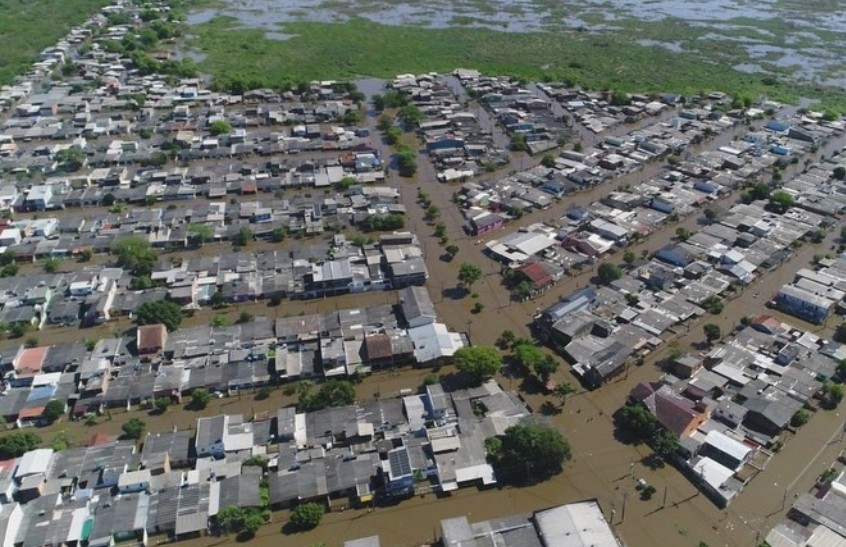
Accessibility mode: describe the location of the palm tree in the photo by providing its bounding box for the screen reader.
[552,382,575,406]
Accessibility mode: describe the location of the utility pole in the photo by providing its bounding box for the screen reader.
[622,491,628,523]
[662,486,668,508]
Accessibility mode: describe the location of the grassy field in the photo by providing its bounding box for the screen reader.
[0,0,114,84]
[189,14,846,111]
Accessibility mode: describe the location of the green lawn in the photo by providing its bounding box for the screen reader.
[189,15,846,111]
[0,0,114,85]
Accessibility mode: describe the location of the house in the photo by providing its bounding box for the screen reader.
[776,284,834,325]
[515,262,554,292]
[117,469,151,494]
[136,324,167,360]
[399,286,436,328]
[195,415,226,458]
[0,503,23,547]
[469,213,505,236]
[644,386,711,438]
[23,185,53,211]
[699,430,754,471]
[656,244,695,268]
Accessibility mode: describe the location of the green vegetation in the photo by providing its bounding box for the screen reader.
[703,323,722,343]
[111,236,158,277]
[43,400,65,423]
[458,262,483,288]
[216,505,267,537]
[155,397,173,413]
[122,418,147,439]
[0,0,113,85]
[597,263,623,284]
[790,409,810,428]
[290,502,324,530]
[617,403,658,443]
[359,213,405,232]
[298,379,356,411]
[453,345,502,384]
[192,388,211,409]
[0,432,41,459]
[552,382,575,406]
[136,299,183,331]
[489,423,571,481]
[189,16,846,112]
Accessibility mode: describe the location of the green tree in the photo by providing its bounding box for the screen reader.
[499,423,571,479]
[377,114,394,132]
[43,400,65,423]
[510,133,527,152]
[541,153,556,168]
[834,166,846,181]
[425,204,440,221]
[458,262,483,289]
[617,403,658,443]
[653,430,679,458]
[290,502,324,530]
[187,223,213,247]
[454,346,503,384]
[55,147,86,172]
[790,409,810,428]
[192,388,211,409]
[242,455,270,471]
[372,94,387,112]
[301,379,356,411]
[497,329,516,349]
[823,381,844,409]
[270,226,287,242]
[767,191,794,214]
[397,105,424,127]
[445,244,459,257]
[111,236,158,276]
[341,108,362,125]
[703,323,722,343]
[395,146,417,177]
[43,257,60,273]
[217,506,246,535]
[704,208,718,222]
[552,382,575,406]
[232,226,254,247]
[154,397,172,413]
[702,296,724,314]
[209,313,229,327]
[423,373,440,386]
[209,120,232,136]
[622,250,635,265]
[513,342,544,370]
[121,418,146,439]
[675,226,692,241]
[533,355,559,384]
[484,436,502,456]
[135,300,183,331]
[0,432,41,458]
[597,263,623,284]
[1,263,19,277]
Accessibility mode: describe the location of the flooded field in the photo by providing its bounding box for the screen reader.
[187,0,846,86]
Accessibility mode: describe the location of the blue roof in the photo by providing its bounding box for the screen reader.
[544,288,596,321]
[765,120,790,132]
[27,384,57,402]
